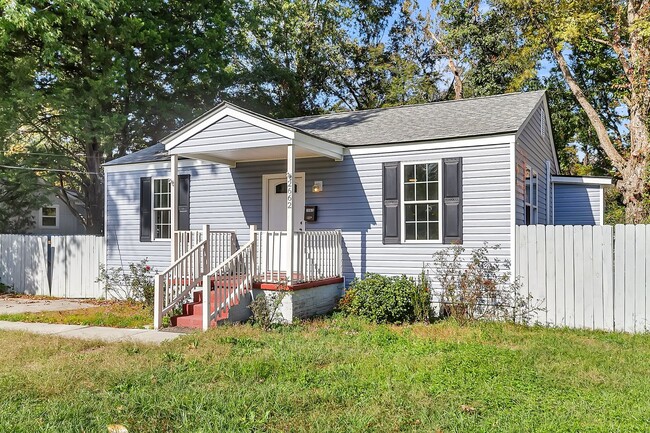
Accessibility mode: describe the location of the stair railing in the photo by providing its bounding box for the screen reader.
[154,225,211,329]
[201,233,257,330]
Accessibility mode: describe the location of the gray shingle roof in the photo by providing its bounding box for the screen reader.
[105,91,545,166]
[279,91,545,146]
[104,143,167,166]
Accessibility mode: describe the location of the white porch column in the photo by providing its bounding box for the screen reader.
[170,154,179,262]
[286,144,295,285]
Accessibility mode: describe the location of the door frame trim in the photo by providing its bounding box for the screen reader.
[261,172,306,230]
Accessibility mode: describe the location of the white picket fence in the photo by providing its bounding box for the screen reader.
[0,234,105,298]
[516,225,650,333]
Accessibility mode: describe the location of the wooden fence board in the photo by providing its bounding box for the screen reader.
[516,224,650,333]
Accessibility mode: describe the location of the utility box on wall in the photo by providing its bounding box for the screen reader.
[304,205,318,222]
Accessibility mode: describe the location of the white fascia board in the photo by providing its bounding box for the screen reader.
[164,106,296,151]
[551,176,613,185]
[294,132,345,161]
[103,158,208,174]
[345,134,516,155]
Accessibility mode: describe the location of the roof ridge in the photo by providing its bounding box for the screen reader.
[280,90,546,122]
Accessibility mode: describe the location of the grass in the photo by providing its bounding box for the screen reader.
[0,300,152,328]
[0,316,649,432]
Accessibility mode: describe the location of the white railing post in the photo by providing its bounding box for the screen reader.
[250,225,257,279]
[154,274,164,330]
[202,274,210,331]
[203,224,211,273]
[170,154,179,262]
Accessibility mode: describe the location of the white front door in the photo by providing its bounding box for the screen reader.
[263,173,305,231]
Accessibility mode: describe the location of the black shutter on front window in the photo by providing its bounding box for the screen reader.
[177,174,190,231]
[382,162,401,244]
[140,177,152,242]
[442,158,463,243]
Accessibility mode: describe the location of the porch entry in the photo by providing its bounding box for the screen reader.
[263,173,305,231]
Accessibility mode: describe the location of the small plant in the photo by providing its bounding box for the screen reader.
[0,277,12,294]
[413,269,432,323]
[248,280,288,330]
[432,243,542,325]
[97,259,156,308]
[339,273,428,324]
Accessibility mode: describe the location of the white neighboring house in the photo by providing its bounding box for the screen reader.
[26,191,88,236]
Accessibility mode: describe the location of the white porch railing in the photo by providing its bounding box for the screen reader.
[202,238,257,330]
[174,229,237,268]
[254,230,343,283]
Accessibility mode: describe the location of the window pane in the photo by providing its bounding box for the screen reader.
[531,175,538,204]
[404,165,415,183]
[416,183,426,201]
[525,205,531,225]
[427,182,439,200]
[405,223,416,240]
[416,164,427,182]
[416,204,427,222]
[427,164,438,182]
[42,217,57,227]
[405,204,415,222]
[160,225,171,239]
[429,222,439,240]
[42,207,56,217]
[404,184,415,201]
[428,204,439,222]
[417,223,428,240]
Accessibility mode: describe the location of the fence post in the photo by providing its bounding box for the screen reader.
[154,274,164,330]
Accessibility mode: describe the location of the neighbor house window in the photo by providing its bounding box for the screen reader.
[403,162,441,241]
[525,167,538,225]
[153,178,171,239]
[40,206,58,228]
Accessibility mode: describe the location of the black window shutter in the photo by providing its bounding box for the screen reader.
[442,158,463,243]
[177,174,191,231]
[140,177,152,242]
[382,162,401,244]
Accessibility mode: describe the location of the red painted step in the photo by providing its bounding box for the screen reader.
[170,289,240,329]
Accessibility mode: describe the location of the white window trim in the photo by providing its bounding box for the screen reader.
[152,177,172,241]
[524,165,539,225]
[400,160,443,244]
[39,205,59,229]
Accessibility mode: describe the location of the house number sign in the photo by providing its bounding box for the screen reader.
[286,172,293,209]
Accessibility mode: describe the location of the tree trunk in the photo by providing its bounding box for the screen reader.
[83,138,104,235]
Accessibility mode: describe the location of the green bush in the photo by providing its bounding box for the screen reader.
[339,273,430,324]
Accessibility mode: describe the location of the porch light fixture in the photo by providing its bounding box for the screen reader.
[312,181,323,193]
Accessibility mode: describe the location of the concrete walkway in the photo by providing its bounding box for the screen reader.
[0,321,186,344]
[0,297,95,314]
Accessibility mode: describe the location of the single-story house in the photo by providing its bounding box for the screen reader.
[103,90,612,329]
[26,191,87,236]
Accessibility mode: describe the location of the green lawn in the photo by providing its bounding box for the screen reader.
[1,317,648,432]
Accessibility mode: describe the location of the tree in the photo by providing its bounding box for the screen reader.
[0,0,240,233]
[497,0,650,223]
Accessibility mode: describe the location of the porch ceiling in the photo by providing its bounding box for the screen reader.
[164,102,345,167]
[180,143,338,167]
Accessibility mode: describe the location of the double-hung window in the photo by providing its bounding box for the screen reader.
[402,162,441,241]
[525,167,538,225]
[153,178,172,239]
[40,206,58,228]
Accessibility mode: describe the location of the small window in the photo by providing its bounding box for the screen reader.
[153,179,171,239]
[40,206,58,228]
[275,183,298,194]
[403,162,441,241]
[525,167,538,225]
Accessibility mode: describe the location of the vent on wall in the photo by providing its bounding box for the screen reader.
[540,107,547,137]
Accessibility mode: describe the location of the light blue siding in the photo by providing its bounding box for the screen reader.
[173,115,290,154]
[553,184,602,225]
[105,141,513,282]
[515,104,557,225]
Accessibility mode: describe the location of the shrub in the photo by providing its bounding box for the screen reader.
[432,243,541,325]
[339,273,430,324]
[97,259,155,308]
[249,281,288,330]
